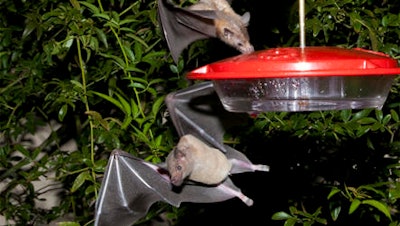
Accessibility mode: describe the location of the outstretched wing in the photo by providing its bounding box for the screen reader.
[94,149,243,226]
[165,81,248,152]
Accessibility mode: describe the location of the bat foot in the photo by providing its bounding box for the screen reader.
[240,195,254,206]
[252,164,270,172]
[219,182,254,206]
[230,159,270,173]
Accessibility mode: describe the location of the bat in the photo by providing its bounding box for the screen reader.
[167,134,269,187]
[94,81,270,226]
[94,143,268,226]
[157,0,254,63]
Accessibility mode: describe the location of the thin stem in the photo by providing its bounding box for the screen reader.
[76,37,98,198]
[98,0,146,119]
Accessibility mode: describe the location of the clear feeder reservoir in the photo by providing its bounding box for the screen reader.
[187,47,400,113]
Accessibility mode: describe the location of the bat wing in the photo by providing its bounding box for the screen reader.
[165,81,248,152]
[95,149,242,226]
[165,82,269,174]
[157,0,218,63]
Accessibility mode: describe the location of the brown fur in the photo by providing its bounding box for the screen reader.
[166,134,232,186]
[188,0,254,54]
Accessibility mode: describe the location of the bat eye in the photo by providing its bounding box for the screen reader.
[223,28,233,38]
[176,165,182,171]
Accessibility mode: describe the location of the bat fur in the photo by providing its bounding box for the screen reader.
[187,0,254,53]
[167,134,269,186]
[158,0,254,63]
[167,134,232,186]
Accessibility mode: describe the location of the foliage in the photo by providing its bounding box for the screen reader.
[0,0,400,225]
[268,0,400,225]
[272,206,327,226]
[0,0,184,225]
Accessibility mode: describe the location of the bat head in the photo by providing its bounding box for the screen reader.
[215,12,254,54]
[166,148,191,186]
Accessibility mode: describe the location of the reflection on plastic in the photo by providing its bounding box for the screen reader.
[213,75,395,112]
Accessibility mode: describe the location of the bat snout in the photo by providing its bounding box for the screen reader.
[170,175,184,186]
[239,43,254,54]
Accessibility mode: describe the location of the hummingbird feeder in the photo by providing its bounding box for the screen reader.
[186,0,400,113]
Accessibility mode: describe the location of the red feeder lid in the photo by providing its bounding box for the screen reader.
[187,47,400,79]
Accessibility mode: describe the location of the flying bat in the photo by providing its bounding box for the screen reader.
[157,0,254,63]
[94,82,270,226]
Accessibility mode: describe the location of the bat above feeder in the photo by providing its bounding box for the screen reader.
[182,0,400,113]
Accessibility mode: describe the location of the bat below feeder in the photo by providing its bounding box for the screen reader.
[167,134,269,188]
[94,82,270,226]
[94,141,269,226]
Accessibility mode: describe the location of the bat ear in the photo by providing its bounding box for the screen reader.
[241,12,251,26]
[174,148,186,159]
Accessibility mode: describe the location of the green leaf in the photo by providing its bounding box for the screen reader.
[70,0,80,9]
[71,171,90,193]
[134,126,150,143]
[130,98,140,118]
[361,199,392,220]
[284,218,297,226]
[382,14,399,27]
[123,44,136,63]
[271,211,292,220]
[58,104,68,122]
[125,66,146,73]
[119,18,139,26]
[93,13,110,20]
[351,109,372,121]
[79,1,99,14]
[152,96,165,116]
[382,114,392,125]
[85,184,96,196]
[303,221,312,226]
[390,109,399,122]
[126,33,149,49]
[98,53,125,68]
[70,80,83,91]
[289,206,297,215]
[154,134,163,147]
[169,64,178,74]
[340,109,352,122]
[375,110,383,122]
[327,187,341,200]
[115,92,131,116]
[130,82,146,90]
[121,116,133,130]
[357,117,377,125]
[355,126,370,137]
[349,198,361,214]
[330,206,341,221]
[95,28,108,48]
[90,91,123,112]
[133,41,143,61]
